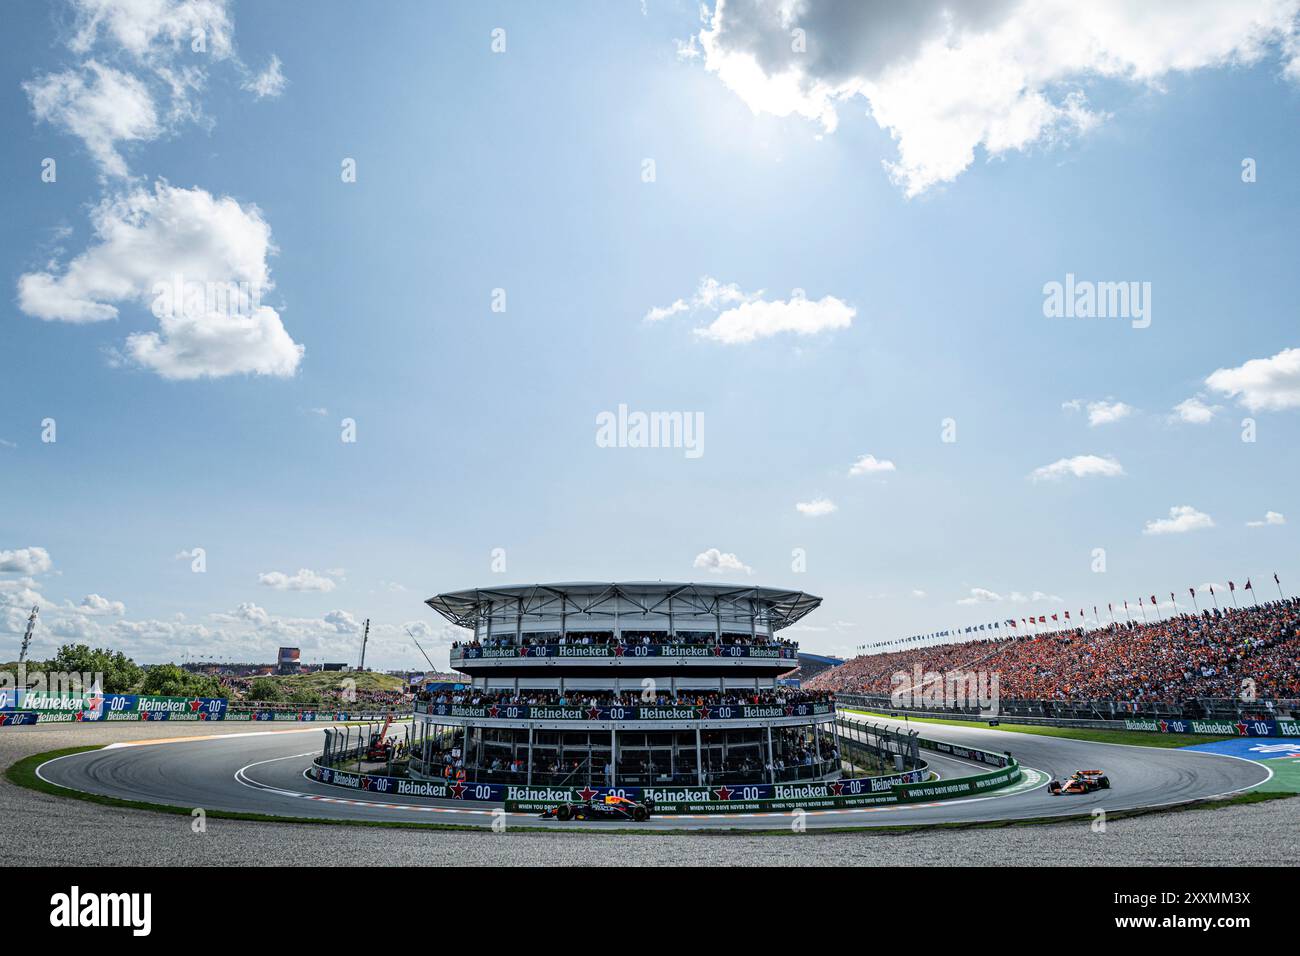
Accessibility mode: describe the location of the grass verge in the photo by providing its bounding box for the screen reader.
[846,710,1237,748]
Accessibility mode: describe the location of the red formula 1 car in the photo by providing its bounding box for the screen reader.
[1047,769,1111,795]
[538,794,653,822]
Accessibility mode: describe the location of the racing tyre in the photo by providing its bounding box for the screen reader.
[1097,776,1110,790]
[556,805,572,821]
[1047,781,1061,795]
[632,806,648,822]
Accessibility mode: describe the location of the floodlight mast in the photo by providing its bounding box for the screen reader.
[18,605,38,664]
[358,618,370,672]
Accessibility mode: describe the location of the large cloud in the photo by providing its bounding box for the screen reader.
[690,1,1300,196]
[23,61,160,178]
[0,547,54,574]
[18,182,304,379]
[1205,347,1300,411]
[68,0,235,61]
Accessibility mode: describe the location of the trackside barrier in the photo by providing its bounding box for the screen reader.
[838,698,1300,738]
[307,735,1022,814]
[0,690,402,725]
[837,702,1294,738]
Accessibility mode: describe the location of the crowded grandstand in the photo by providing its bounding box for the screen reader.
[806,599,1300,709]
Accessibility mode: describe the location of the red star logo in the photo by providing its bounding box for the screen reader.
[696,705,711,719]
[830,781,844,795]
[713,785,734,801]
[587,706,602,720]
[0,715,8,726]
[613,645,626,656]
[577,786,598,801]
[711,646,723,656]
[449,783,466,799]
[1159,720,1169,733]
[361,777,373,790]
[487,704,500,717]
[74,711,84,722]
[784,705,795,717]
[199,712,208,720]
[1236,722,1249,736]
[518,646,529,657]
[188,698,203,712]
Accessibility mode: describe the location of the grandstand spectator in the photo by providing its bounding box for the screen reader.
[806,599,1300,706]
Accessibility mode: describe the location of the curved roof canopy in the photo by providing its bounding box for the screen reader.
[425,582,822,632]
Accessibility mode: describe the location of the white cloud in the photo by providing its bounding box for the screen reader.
[77,593,126,615]
[0,547,54,574]
[1071,399,1132,426]
[911,589,926,598]
[645,275,854,343]
[17,182,304,379]
[1247,510,1286,527]
[643,299,689,322]
[696,292,855,344]
[1029,454,1124,481]
[23,61,160,178]
[848,453,896,476]
[795,497,837,517]
[233,601,270,626]
[1172,396,1218,424]
[323,609,361,634]
[258,568,337,592]
[958,587,1059,605]
[1008,590,1061,603]
[243,54,287,99]
[1143,505,1215,536]
[693,548,753,575]
[1205,347,1300,412]
[68,0,235,61]
[690,1,1300,196]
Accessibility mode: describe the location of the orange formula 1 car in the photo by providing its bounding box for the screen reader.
[1047,769,1111,795]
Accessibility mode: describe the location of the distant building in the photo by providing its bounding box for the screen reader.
[276,646,301,675]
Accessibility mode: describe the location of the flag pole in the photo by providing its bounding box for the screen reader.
[1189,587,1198,614]
[1277,573,1285,601]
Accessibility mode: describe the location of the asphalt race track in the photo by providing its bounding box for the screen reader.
[33,715,1272,831]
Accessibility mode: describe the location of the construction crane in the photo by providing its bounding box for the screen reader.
[358,617,370,672]
[405,626,436,672]
[18,606,38,664]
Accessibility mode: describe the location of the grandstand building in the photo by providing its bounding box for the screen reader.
[411,582,839,788]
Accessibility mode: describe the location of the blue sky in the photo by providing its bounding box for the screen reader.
[3,1,1299,670]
